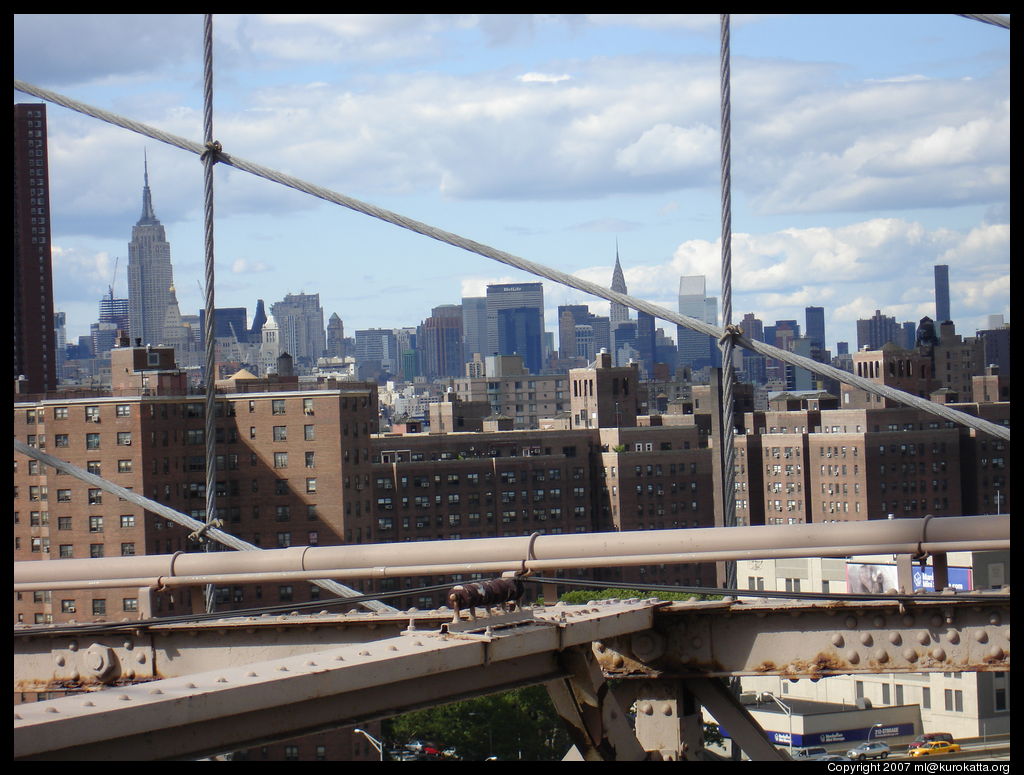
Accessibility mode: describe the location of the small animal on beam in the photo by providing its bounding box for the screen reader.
[447,576,525,623]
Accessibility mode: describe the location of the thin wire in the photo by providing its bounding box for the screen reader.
[10,78,1010,444]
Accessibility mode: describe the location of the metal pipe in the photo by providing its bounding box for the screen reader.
[14,516,1008,590]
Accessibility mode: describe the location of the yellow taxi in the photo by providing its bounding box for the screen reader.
[909,741,961,757]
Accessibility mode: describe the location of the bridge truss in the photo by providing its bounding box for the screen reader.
[14,589,1010,761]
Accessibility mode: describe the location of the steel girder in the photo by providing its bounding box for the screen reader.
[14,600,659,760]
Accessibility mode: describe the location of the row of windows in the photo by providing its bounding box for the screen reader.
[24,539,135,557]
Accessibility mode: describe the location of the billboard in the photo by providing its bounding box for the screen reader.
[846,563,972,593]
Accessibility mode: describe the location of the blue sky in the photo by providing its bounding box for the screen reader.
[15,14,1010,353]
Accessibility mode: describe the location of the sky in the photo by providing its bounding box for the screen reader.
[14,14,1010,355]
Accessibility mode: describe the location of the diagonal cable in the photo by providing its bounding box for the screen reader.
[11,78,1009,443]
[12,438,396,613]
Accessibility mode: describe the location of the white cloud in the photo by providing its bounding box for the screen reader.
[519,72,572,84]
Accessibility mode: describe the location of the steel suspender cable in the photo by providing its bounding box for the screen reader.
[718,14,738,591]
[201,13,219,615]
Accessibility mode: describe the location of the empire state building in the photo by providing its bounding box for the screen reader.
[127,158,181,348]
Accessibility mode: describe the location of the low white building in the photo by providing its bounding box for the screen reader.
[736,550,1010,740]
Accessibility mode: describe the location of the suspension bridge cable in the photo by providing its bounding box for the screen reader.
[201,12,219,616]
[718,14,738,591]
[11,78,1009,443]
[11,438,397,613]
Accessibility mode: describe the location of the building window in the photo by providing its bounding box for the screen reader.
[121,543,135,556]
[89,516,104,532]
[90,544,104,558]
[86,433,100,449]
[278,585,293,601]
[61,599,76,613]
[272,400,286,415]
[274,452,288,469]
[117,431,132,446]
[304,424,315,441]
[92,599,107,616]
[123,598,138,612]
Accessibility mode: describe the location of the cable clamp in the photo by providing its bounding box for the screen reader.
[188,518,223,543]
[718,323,744,347]
[200,140,224,164]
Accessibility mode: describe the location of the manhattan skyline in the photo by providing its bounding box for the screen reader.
[14,14,1009,353]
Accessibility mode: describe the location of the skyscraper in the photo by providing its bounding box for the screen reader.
[496,306,543,374]
[805,306,826,360]
[270,293,327,366]
[14,103,57,393]
[856,309,901,351]
[127,155,181,348]
[326,313,345,358]
[934,264,951,323]
[485,282,544,359]
[676,276,718,374]
[609,244,630,327]
[461,296,488,361]
[421,304,464,379]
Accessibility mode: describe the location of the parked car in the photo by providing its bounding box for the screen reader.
[908,732,955,750]
[910,741,962,757]
[793,747,829,759]
[846,741,891,760]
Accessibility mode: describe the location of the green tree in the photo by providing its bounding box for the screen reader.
[383,685,571,761]
[558,587,721,605]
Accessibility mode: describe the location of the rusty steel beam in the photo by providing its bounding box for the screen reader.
[15,599,659,760]
[591,594,1011,679]
[15,594,1010,700]
[14,515,1009,591]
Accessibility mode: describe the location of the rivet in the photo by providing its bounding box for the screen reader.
[217,677,228,683]
[123,641,134,651]
[889,632,902,646]
[902,615,914,627]
[917,631,930,645]
[661,703,674,716]
[55,655,66,667]
[387,645,398,652]
[46,707,59,713]
[639,702,653,715]
[82,700,94,707]
[150,688,164,695]
[930,614,943,628]
[831,634,845,647]
[594,642,606,653]
[187,682,197,689]
[359,650,371,656]
[307,660,318,666]
[68,642,79,652]
[873,650,889,663]
[845,650,860,665]
[611,654,624,668]
[124,669,135,680]
[860,633,873,646]
[989,613,1002,626]
[929,647,946,661]
[987,646,1004,661]
[902,648,917,662]
[975,630,989,644]
[872,615,885,628]
[845,616,857,629]
[118,694,131,701]
[947,631,960,645]
[277,665,289,672]
[334,656,345,662]
[137,652,147,664]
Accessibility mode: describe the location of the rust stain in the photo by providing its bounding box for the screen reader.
[755,661,776,673]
